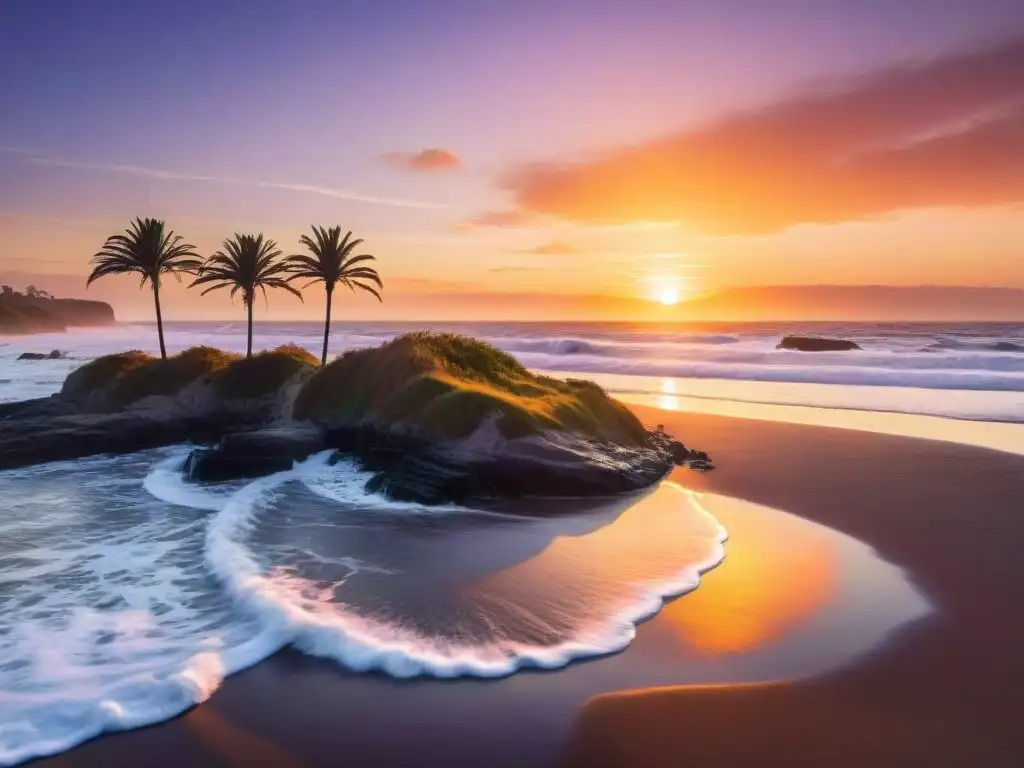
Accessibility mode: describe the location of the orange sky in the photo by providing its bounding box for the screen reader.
[2,7,1023,321]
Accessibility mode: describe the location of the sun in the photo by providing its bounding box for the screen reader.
[659,286,679,305]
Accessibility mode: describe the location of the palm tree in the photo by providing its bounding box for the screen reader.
[287,226,383,365]
[190,233,302,357]
[87,217,200,359]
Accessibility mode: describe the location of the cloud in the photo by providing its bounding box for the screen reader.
[522,240,582,255]
[385,276,483,292]
[3,149,443,209]
[379,148,462,172]
[462,209,544,228]
[501,36,1024,234]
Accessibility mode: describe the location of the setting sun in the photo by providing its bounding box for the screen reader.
[659,286,679,305]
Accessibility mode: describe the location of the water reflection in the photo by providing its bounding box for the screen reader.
[657,377,680,411]
[659,493,838,655]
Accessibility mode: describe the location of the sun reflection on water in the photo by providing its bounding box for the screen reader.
[658,378,680,411]
[658,493,837,655]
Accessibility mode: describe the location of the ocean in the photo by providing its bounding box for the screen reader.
[0,319,1006,764]
[4,319,1024,421]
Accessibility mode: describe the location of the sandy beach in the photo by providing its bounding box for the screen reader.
[565,405,1024,767]
[33,404,1024,767]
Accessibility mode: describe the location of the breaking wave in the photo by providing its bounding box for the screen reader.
[0,448,727,764]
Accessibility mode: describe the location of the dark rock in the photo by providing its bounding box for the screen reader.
[347,426,695,505]
[0,397,254,471]
[0,396,77,421]
[16,350,66,360]
[0,413,218,471]
[777,335,861,352]
[184,425,327,482]
[364,453,471,505]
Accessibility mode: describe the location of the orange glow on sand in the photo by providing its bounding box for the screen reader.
[659,490,837,655]
[467,482,837,661]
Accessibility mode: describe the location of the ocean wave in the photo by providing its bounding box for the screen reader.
[0,447,728,765]
[0,449,280,766]
[204,455,727,679]
[495,334,741,358]
[925,339,1024,353]
[522,352,1024,391]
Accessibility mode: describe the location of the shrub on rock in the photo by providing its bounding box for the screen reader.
[293,332,648,444]
[213,344,319,399]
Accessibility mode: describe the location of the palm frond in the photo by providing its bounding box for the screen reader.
[286,226,384,297]
[87,217,200,288]
[189,232,302,308]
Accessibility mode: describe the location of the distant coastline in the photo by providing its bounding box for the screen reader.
[0,286,115,335]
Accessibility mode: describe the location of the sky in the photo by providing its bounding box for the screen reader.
[2,0,1023,320]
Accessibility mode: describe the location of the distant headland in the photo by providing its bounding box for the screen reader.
[0,285,115,335]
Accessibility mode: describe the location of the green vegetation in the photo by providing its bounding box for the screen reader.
[293,332,648,444]
[58,335,641,444]
[213,344,319,399]
[286,226,383,366]
[87,217,201,359]
[104,346,241,405]
[61,344,319,406]
[190,234,302,358]
[61,350,155,400]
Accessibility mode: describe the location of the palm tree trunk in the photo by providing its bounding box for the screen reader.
[246,300,253,358]
[153,281,167,360]
[321,288,333,366]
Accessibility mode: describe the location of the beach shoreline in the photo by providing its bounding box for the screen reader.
[31,404,1024,767]
[564,405,1024,767]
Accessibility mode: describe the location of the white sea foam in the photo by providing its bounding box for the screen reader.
[141,448,239,510]
[3,320,1023,425]
[0,443,729,766]
[0,451,283,766]
[294,452,466,514]
[0,441,936,765]
[200,460,729,679]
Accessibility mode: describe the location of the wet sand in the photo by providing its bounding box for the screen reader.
[35,406,1024,767]
[565,405,1024,767]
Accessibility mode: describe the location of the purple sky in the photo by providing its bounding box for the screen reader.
[2,0,1023,319]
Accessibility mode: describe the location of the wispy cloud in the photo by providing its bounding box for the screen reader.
[3,149,445,210]
[459,209,548,229]
[488,266,542,273]
[379,148,462,173]
[519,240,582,255]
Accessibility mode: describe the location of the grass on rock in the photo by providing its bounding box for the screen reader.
[61,350,156,400]
[108,346,241,405]
[293,332,648,443]
[63,344,318,405]
[213,344,319,399]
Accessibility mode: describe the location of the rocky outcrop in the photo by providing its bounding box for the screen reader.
[183,418,709,505]
[0,402,247,472]
[777,335,861,352]
[17,350,66,360]
[184,424,327,482]
[0,292,115,334]
[3,333,713,505]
